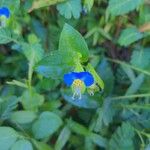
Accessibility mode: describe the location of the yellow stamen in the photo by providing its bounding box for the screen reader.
[73,79,83,87]
[72,79,84,100]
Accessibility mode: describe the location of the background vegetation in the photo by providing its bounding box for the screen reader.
[0,0,150,150]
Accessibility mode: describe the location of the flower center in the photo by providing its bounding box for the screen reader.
[72,79,84,100]
[73,79,83,87]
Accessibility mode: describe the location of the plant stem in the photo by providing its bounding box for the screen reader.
[111,93,150,100]
[28,58,34,89]
[107,58,150,76]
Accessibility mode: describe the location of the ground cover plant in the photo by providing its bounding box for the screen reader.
[0,0,150,150]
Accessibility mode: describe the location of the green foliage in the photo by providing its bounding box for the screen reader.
[57,0,82,19]
[118,27,144,46]
[10,111,37,124]
[0,127,18,150]
[29,0,65,12]
[107,0,143,16]
[55,126,71,150]
[1,0,150,150]
[59,23,89,62]
[20,90,44,111]
[32,112,63,139]
[84,0,94,12]
[0,96,18,121]
[11,140,33,150]
[0,28,16,44]
[36,50,77,79]
[131,48,150,69]
[21,42,44,65]
[108,122,135,150]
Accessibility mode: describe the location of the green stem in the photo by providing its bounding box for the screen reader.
[111,93,150,100]
[135,129,145,147]
[107,58,150,76]
[28,58,34,89]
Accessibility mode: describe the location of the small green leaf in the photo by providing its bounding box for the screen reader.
[97,58,114,95]
[0,96,18,121]
[94,98,116,132]
[107,0,143,16]
[125,73,145,95]
[21,42,44,64]
[84,0,94,12]
[130,48,150,69]
[108,122,135,150]
[32,140,53,150]
[11,140,33,150]
[0,127,18,150]
[55,126,71,150]
[118,27,144,46]
[67,119,90,136]
[0,28,15,44]
[59,23,89,62]
[32,111,63,139]
[89,133,108,148]
[10,111,37,124]
[139,5,150,24]
[57,0,82,19]
[7,80,28,88]
[35,50,77,79]
[20,90,44,111]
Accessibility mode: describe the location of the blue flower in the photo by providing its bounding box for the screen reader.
[0,7,10,18]
[64,72,94,99]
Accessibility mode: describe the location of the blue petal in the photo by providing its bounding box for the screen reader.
[64,72,77,86]
[0,7,10,18]
[77,72,94,86]
[64,72,94,87]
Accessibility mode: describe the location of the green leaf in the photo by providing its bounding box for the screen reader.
[89,133,107,148]
[97,58,114,95]
[94,98,116,132]
[139,5,150,24]
[32,140,53,150]
[20,90,44,111]
[121,66,136,82]
[108,122,135,150]
[61,89,99,109]
[36,50,77,79]
[10,111,37,124]
[0,127,18,150]
[0,28,15,44]
[86,63,104,90]
[130,48,150,69]
[59,23,89,62]
[6,80,28,88]
[84,0,94,12]
[55,126,71,150]
[21,42,44,64]
[57,0,82,19]
[0,96,18,121]
[125,74,145,95]
[32,111,63,139]
[107,0,143,16]
[67,119,90,136]
[118,27,144,46]
[11,140,33,150]
[29,0,65,12]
